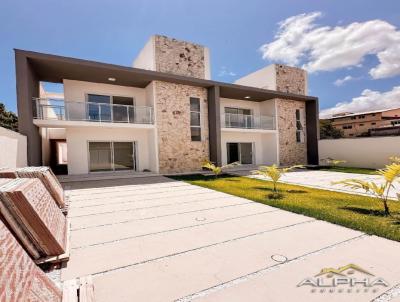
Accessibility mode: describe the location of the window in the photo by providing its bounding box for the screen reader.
[372,113,376,117]
[86,94,134,122]
[358,115,365,119]
[224,107,252,128]
[351,116,356,120]
[372,122,376,125]
[295,109,304,143]
[88,141,135,172]
[359,123,364,126]
[342,125,353,129]
[190,97,201,141]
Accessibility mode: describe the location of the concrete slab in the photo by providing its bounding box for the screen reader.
[191,236,400,302]
[60,175,400,302]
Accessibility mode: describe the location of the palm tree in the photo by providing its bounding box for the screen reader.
[201,160,240,177]
[252,164,303,193]
[333,162,400,216]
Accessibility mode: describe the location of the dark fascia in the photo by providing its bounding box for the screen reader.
[15,49,318,103]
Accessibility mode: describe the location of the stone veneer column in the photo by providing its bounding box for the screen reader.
[274,65,308,165]
[154,81,209,173]
[153,35,206,79]
[276,99,308,166]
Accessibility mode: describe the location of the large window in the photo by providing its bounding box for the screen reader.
[296,109,305,143]
[224,107,252,128]
[89,141,135,172]
[190,97,201,141]
[86,94,134,122]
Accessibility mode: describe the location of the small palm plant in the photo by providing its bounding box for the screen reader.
[332,161,400,216]
[252,164,303,198]
[201,160,240,177]
[323,158,346,167]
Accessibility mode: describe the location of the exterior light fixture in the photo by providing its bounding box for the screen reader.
[244,96,251,99]
[108,77,116,82]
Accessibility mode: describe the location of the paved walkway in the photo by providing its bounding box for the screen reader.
[61,176,400,302]
[244,170,400,199]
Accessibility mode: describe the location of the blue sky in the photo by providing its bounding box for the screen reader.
[1,0,399,116]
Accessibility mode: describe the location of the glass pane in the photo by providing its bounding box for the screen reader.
[190,98,200,111]
[190,112,200,126]
[113,142,134,171]
[238,109,251,115]
[113,105,129,122]
[87,95,111,121]
[113,96,133,106]
[89,142,112,172]
[191,127,201,141]
[240,143,253,164]
[227,143,239,164]
[296,109,300,120]
[225,107,238,114]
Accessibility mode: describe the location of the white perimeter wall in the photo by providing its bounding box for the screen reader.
[319,137,400,169]
[66,127,156,175]
[0,127,27,168]
[221,132,278,166]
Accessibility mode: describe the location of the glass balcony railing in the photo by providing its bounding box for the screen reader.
[33,98,154,125]
[221,113,275,130]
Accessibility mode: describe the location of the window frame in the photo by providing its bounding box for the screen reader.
[295,109,305,143]
[190,97,202,141]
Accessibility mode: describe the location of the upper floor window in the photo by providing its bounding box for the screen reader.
[225,107,252,128]
[295,109,305,143]
[342,124,353,129]
[87,94,134,122]
[358,115,365,119]
[351,116,356,120]
[190,97,201,141]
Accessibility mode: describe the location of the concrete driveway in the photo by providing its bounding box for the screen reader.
[61,176,400,302]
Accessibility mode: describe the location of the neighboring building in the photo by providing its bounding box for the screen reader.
[15,35,319,175]
[327,108,400,138]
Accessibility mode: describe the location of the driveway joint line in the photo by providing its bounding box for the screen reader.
[89,219,316,277]
[70,202,258,231]
[71,209,280,249]
[175,234,368,302]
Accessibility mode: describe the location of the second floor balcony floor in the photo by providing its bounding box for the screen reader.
[33,98,154,127]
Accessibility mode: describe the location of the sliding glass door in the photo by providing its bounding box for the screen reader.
[226,142,253,164]
[89,141,135,172]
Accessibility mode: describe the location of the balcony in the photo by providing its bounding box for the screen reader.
[33,98,154,127]
[221,113,276,130]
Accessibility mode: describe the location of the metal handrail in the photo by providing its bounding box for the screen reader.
[33,98,154,124]
[221,113,275,130]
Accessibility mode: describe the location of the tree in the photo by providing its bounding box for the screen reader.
[251,164,303,199]
[333,160,400,216]
[0,102,18,132]
[320,119,343,139]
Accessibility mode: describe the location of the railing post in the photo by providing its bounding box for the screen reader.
[127,105,130,123]
[99,104,102,122]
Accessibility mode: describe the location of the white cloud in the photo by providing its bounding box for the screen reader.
[334,75,354,86]
[218,66,236,77]
[319,86,400,118]
[260,12,400,79]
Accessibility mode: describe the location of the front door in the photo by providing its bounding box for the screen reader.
[226,143,253,164]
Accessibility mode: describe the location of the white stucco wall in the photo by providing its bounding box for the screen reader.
[132,36,156,70]
[0,127,27,168]
[63,80,149,121]
[234,64,276,90]
[66,127,156,175]
[221,131,278,166]
[319,137,400,169]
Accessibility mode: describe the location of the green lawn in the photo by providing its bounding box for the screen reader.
[319,166,378,175]
[171,174,400,242]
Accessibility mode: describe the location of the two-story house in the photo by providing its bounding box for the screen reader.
[15,35,319,175]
